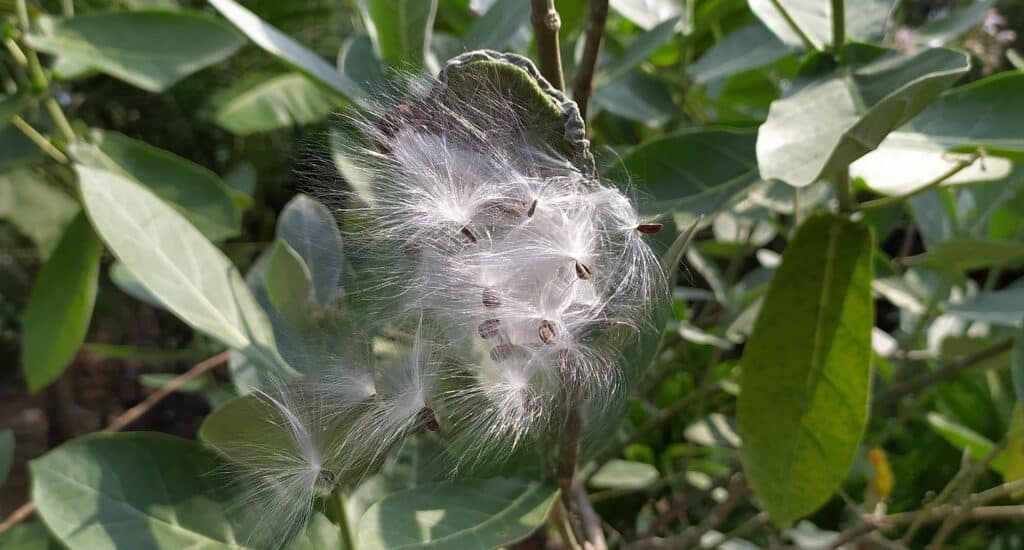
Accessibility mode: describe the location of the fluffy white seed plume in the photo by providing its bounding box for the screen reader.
[330,58,667,465]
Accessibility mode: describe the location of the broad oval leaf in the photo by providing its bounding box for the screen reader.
[0,523,61,550]
[605,127,761,223]
[20,213,102,393]
[926,238,1024,272]
[30,432,246,549]
[594,16,681,88]
[945,287,1024,328]
[70,129,241,241]
[0,168,80,257]
[688,21,790,85]
[853,72,1024,194]
[209,0,365,101]
[358,0,438,70]
[265,240,314,327]
[210,73,338,136]
[738,212,874,525]
[76,164,285,371]
[757,44,969,188]
[357,478,557,550]
[26,11,244,92]
[749,0,894,50]
[277,194,344,306]
[463,0,529,51]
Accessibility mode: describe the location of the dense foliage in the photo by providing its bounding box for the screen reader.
[1,0,1024,548]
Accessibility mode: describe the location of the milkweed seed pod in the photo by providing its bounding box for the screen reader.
[331,51,668,465]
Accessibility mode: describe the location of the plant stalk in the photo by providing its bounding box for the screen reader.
[572,0,609,120]
[530,0,565,91]
[768,0,816,50]
[831,0,845,60]
[10,114,68,164]
[834,168,854,213]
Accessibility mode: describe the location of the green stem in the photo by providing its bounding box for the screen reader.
[329,488,356,550]
[769,0,816,50]
[44,97,76,142]
[859,153,981,211]
[10,114,68,164]
[62,0,74,16]
[835,168,854,213]
[13,0,76,143]
[831,0,845,59]
[529,0,565,91]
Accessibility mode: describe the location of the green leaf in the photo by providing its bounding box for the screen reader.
[925,238,1024,272]
[610,0,684,31]
[76,164,286,373]
[26,11,244,92]
[20,213,102,393]
[109,261,164,309]
[592,70,675,126]
[757,44,970,188]
[926,412,1006,473]
[914,0,996,46]
[277,194,344,306]
[0,92,30,129]
[30,432,247,549]
[70,129,241,242]
[594,16,680,88]
[1014,330,1024,404]
[288,513,347,550]
[209,0,365,100]
[211,73,337,136]
[0,429,12,486]
[605,128,761,223]
[464,0,529,50]
[357,478,558,550]
[199,392,294,466]
[0,523,62,550]
[945,287,1024,328]
[1004,404,1024,489]
[265,240,313,327]
[338,35,387,91]
[0,168,80,258]
[749,0,894,50]
[589,459,660,490]
[853,72,1024,194]
[737,212,874,525]
[358,0,437,70]
[688,21,790,85]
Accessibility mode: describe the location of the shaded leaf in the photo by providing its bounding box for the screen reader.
[0,523,62,550]
[689,21,790,84]
[0,92,29,129]
[758,44,970,188]
[265,240,313,327]
[945,287,1024,328]
[357,478,558,550]
[749,0,894,50]
[914,0,996,46]
[1014,330,1024,404]
[358,0,437,70]
[738,212,874,525]
[595,16,681,87]
[338,35,387,91]
[926,238,1024,272]
[593,70,675,126]
[27,11,243,92]
[209,0,365,100]
[276,194,344,306]
[30,432,246,549]
[0,429,12,487]
[0,168,79,257]
[71,129,241,241]
[21,213,102,393]
[464,0,529,50]
[1005,404,1024,490]
[610,0,684,31]
[605,128,761,223]
[211,73,337,136]
[76,164,286,372]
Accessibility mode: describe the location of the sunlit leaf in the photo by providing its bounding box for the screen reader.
[738,212,874,525]
[749,0,894,50]
[210,73,338,136]
[358,0,437,70]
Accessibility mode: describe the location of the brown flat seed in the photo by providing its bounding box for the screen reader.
[538,320,557,344]
[478,318,501,339]
[418,407,440,432]
[637,223,664,234]
[482,288,501,308]
[490,343,517,362]
[527,199,538,217]
[575,260,592,280]
[460,226,478,243]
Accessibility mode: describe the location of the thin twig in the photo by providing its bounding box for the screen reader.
[830,0,845,58]
[572,0,609,120]
[631,474,749,550]
[573,481,608,550]
[530,0,565,91]
[926,439,1010,549]
[10,115,68,164]
[875,339,1012,406]
[586,382,722,482]
[0,351,229,535]
[859,152,981,211]
[768,0,816,50]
